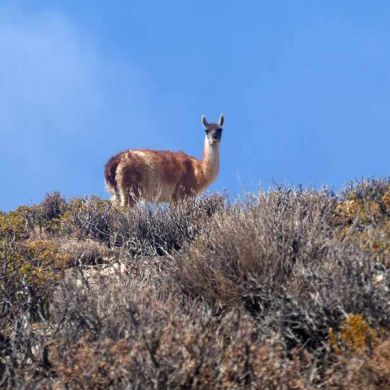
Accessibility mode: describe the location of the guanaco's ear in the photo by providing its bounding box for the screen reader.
[218,113,225,127]
[201,115,209,129]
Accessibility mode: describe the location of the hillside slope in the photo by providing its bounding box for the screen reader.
[1,180,390,389]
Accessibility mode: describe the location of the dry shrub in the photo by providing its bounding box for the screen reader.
[50,335,141,389]
[39,192,67,222]
[48,276,303,390]
[326,338,390,389]
[59,197,112,243]
[175,188,390,351]
[109,193,225,256]
[175,189,336,304]
[1,184,390,389]
[52,193,224,256]
[41,257,304,389]
[57,238,111,266]
[176,189,335,302]
[20,192,68,237]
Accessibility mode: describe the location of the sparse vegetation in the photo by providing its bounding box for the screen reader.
[1,181,390,389]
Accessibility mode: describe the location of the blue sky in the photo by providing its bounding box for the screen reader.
[1,1,390,211]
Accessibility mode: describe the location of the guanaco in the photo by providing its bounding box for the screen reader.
[105,114,224,207]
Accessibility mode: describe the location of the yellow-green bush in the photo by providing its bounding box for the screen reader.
[336,219,390,268]
[333,198,382,225]
[335,181,390,225]
[382,189,390,212]
[0,207,30,240]
[24,239,72,270]
[333,182,390,268]
[329,314,378,354]
[1,239,72,292]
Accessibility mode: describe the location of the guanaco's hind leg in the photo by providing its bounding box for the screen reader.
[106,181,120,207]
[118,186,140,208]
[116,164,139,208]
[118,187,127,208]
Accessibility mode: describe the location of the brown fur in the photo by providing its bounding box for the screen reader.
[104,153,123,196]
[105,115,223,207]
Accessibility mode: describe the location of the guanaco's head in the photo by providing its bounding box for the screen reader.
[202,114,224,146]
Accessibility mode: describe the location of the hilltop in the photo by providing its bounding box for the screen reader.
[1,179,390,389]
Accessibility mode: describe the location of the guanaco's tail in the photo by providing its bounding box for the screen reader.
[104,153,122,198]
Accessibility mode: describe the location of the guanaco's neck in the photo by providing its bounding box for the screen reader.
[201,136,220,186]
